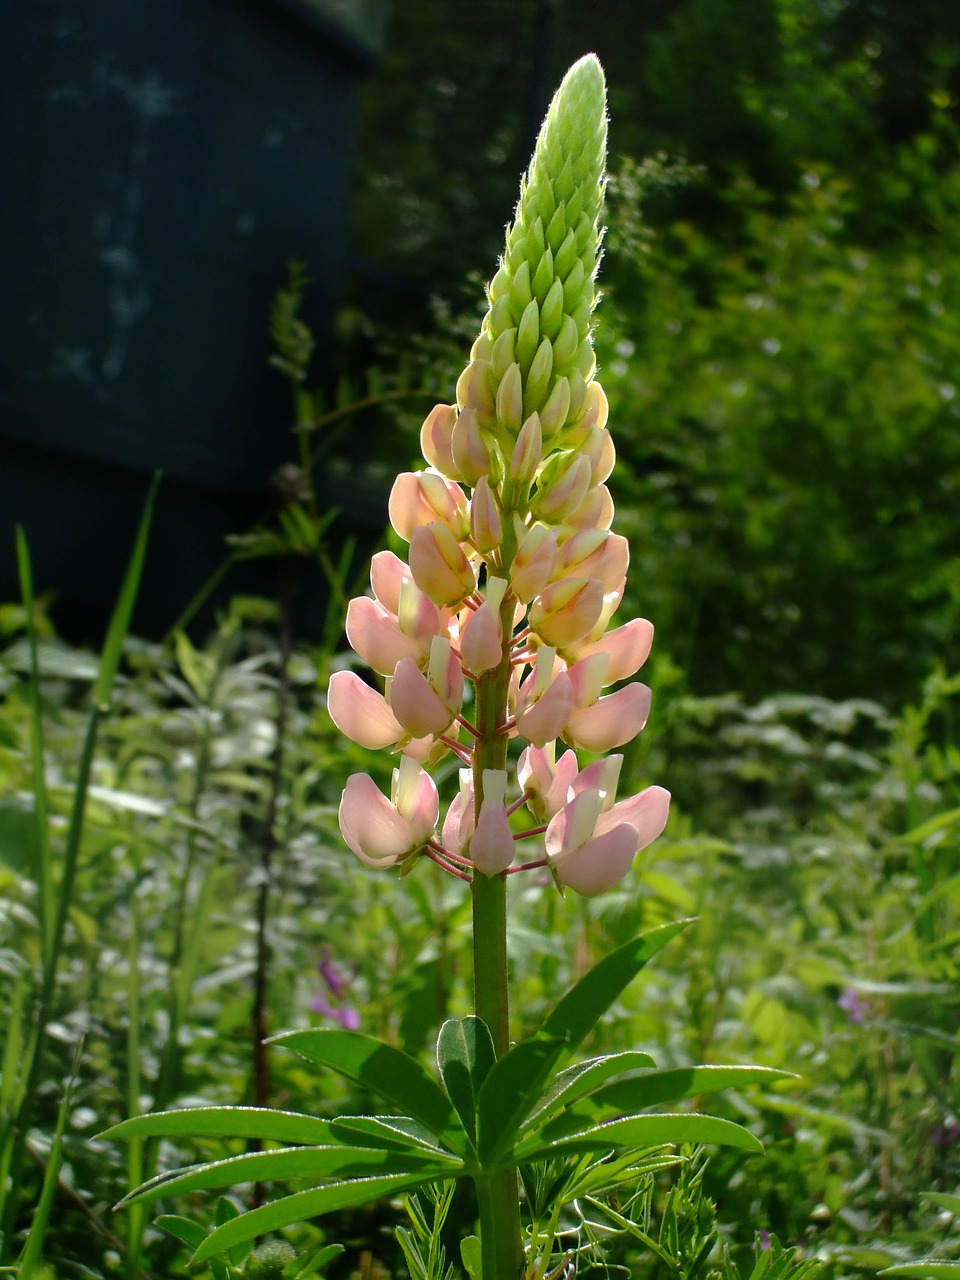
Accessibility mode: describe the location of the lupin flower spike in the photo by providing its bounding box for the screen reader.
[332,53,670,901]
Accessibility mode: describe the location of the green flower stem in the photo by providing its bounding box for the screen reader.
[471,609,524,1278]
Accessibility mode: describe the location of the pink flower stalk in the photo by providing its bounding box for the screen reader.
[330,53,670,898]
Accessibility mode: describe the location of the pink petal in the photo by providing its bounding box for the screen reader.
[563,683,652,753]
[393,762,440,841]
[516,671,574,748]
[544,789,604,861]
[390,658,453,739]
[388,472,428,543]
[471,797,515,875]
[530,578,605,648]
[420,404,459,478]
[327,671,402,749]
[409,524,476,607]
[370,550,413,614]
[571,619,654,684]
[442,784,475,855]
[339,774,414,868]
[570,754,623,808]
[551,822,640,897]
[346,596,421,675]
[598,785,671,851]
[460,600,503,675]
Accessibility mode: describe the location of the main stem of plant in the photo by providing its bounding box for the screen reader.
[471,587,525,1279]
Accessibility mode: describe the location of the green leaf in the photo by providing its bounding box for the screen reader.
[270,1029,462,1150]
[538,920,691,1052]
[157,1215,207,1249]
[475,1037,566,1167]
[925,1193,960,1216]
[544,1064,793,1133]
[460,1235,482,1280]
[520,1050,658,1134]
[436,1017,495,1145]
[297,1243,346,1277]
[192,1173,445,1262]
[881,1266,960,1279]
[513,1111,763,1162]
[95,471,160,712]
[122,1146,457,1206]
[103,1105,339,1145]
[330,1115,463,1164]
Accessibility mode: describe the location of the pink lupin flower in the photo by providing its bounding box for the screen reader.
[345,596,424,676]
[339,756,439,868]
[369,550,413,614]
[442,770,475,855]
[563,683,653,753]
[409,523,477,607]
[511,524,558,602]
[566,618,654,683]
[390,637,463,740]
[451,407,491,485]
[517,744,580,821]
[459,577,506,675]
[545,784,671,897]
[388,470,469,543]
[327,670,403,750]
[471,770,516,875]
[529,577,605,647]
[554,530,629,595]
[419,404,460,479]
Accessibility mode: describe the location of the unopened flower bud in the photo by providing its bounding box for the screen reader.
[535,454,592,523]
[509,414,543,484]
[539,375,571,437]
[554,530,629,593]
[524,338,555,413]
[420,404,460,479]
[409,523,476,607]
[456,359,497,428]
[451,407,490,484]
[511,523,558,602]
[516,299,540,370]
[389,471,469,543]
[470,475,502,553]
[580,426,616,485]
[496,361,524,433]
[565,483,615,531]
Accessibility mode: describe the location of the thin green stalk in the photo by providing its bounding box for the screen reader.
[471,619,524,1279]
[15,529,54,970]
[125,883,145,1279]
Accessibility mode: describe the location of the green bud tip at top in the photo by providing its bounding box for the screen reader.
[458,54,608,447]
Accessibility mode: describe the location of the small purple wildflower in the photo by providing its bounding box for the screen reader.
[931,1123,959,1149]
[757,1231,771,1253]
[317,946,349,1000]
[838,988,872,1024]
[310,947,360,1029]
[309,988,360,1031]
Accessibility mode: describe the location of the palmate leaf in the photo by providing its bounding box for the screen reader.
[271,1029,463,1152]
[475,921,690,1165]
[531,1064,793,1140]
[119,1144,461,1207]
[519,1050,658,1134]
[881,1267,960,1279]
[103,1105,339,1146]
[539,920,692,1050]
[512,1111,764,1163]
[192,1173,451,1263]
[330,1115,463,1162]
